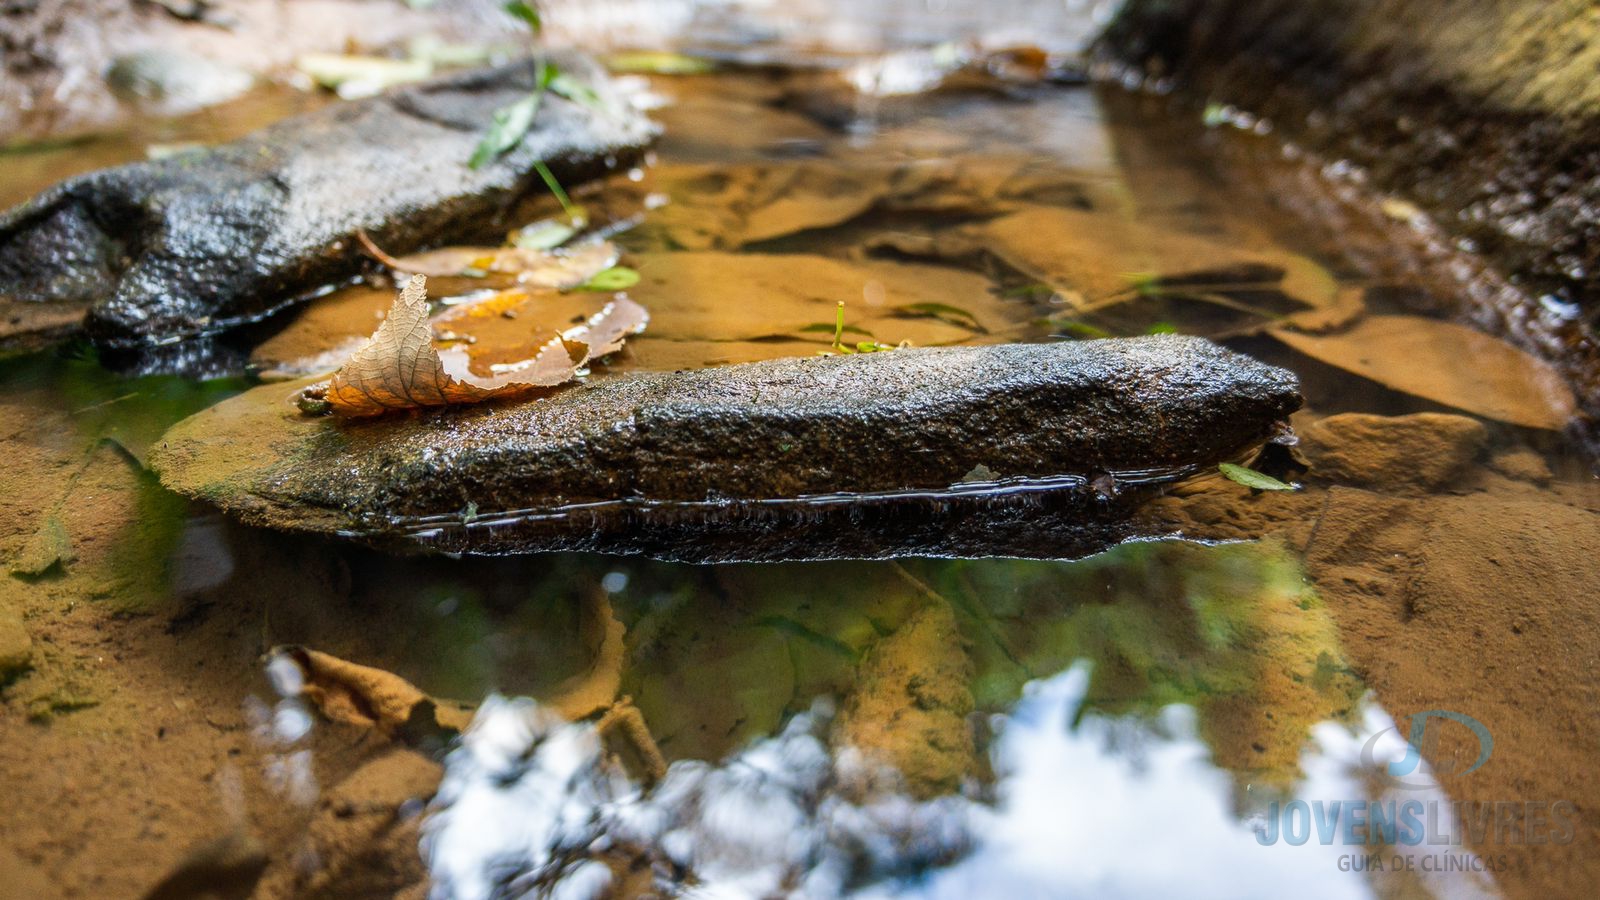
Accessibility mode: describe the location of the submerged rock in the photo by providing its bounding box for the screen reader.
[152,336,1300,562]
[1301,413,1487,494]
[0,602,32,683]
[0,53,657,352]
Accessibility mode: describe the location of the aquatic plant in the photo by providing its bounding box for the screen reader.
[469,0,600,197]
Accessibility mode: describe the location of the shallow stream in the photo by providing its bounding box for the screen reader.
[2,39,1598,900]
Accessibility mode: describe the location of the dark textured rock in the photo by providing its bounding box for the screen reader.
[0,53,657,352]
[151,336,1301,562]
[1099,0,1600,439]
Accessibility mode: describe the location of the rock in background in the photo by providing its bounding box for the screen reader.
[1098,0,1600,437]
[0,0,537,145]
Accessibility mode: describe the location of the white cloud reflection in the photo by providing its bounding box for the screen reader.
[421,662,1499,899]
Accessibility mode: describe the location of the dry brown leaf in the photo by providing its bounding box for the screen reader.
[319,274,648,417]
[963,205,1352,328]
[395,241,620,287]
[359,229,619,288]
[1271,315,1579,430]
[272,645,474,741]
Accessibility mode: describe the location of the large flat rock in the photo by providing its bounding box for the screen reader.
[151,336,1301,562]
[0,52,657,352]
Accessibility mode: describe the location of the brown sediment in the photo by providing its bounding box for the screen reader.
[1139,410,1600,898]
[832,599,979,799]
[0,377,632,896]
[250,750,442,900]
[1298,413,1488,494]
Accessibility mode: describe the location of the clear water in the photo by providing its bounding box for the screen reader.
[1,42,1596,900]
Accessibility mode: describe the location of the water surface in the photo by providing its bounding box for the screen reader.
[1,44,1596,900]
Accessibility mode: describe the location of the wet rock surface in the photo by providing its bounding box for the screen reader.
[151,336,1301,562]
[0,53,657,351]
[1099,0,1600,435]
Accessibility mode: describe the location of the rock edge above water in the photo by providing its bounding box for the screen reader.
[0,52,658,352]
[1100,0,1600,437]
[152,336,1302,562]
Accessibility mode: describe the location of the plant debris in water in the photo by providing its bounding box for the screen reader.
[1218,462,1298,492]
[302,274,647,418]
[576,265,640,292]
[1270,314,1578,430]
[467,2,603,172]
[820,301,903,354]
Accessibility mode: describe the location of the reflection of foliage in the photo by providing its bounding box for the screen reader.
[614,563,925,761]
[603,541,1360,797]
[912,540,1363,794]
[1,347,252,611]
[11,344,252,460]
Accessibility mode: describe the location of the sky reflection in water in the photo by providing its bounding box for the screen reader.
[421,664,1497,899]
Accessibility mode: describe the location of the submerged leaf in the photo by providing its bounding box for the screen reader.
[295,53,433,99]
[958,205,1356,331]
[510,218,578,250]
[604,51,716,75]
[891,301,987,333]
[387,239,620,287]
[319,274,647,417]
[578,266,641,292]
[1271,315,1578,430]
[1218,463,1297,492]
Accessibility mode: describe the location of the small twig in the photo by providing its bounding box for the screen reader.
[70,392,139,415]
[354,229,410,271]
[355,229,466,278]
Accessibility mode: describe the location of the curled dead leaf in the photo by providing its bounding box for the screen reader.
[311,274,648,417]
[270,645,474,745]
